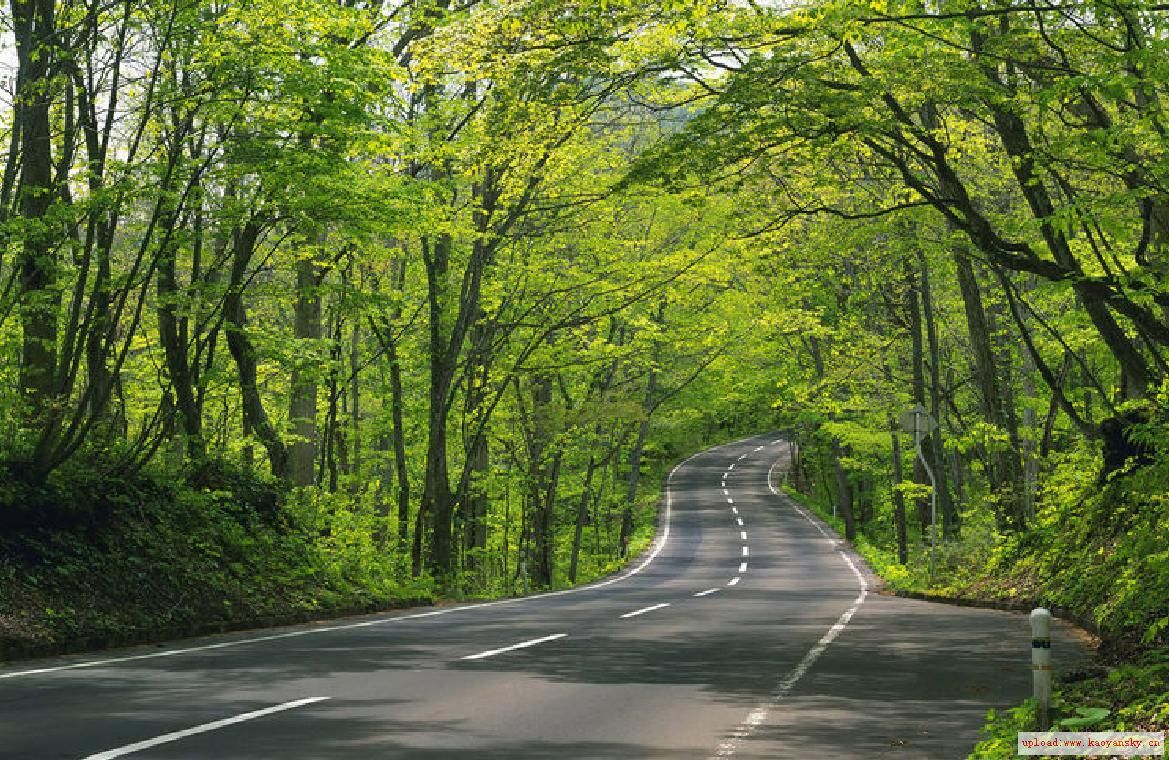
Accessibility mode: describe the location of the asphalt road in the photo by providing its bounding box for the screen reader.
[0,435,1090,759]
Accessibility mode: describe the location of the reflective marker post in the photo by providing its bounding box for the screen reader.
[1031,608,1052,730]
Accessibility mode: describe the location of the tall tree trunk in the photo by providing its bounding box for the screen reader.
[906,267,930,534]
[620,368,656,557]
[225,220,287,481]
[569,454,598,584]
[12,0,60,439]
[955,248,1025,530]
[832,439,856,540]
[389,336,410,546]
[421,199,497,579]
[461,315,493,583]
[289,252,323,486]
[419,234,457,578]
[321,301,343,493]
[372,256,411,548]
[918,250,957,538]
[157,234,204,463]
[349,281,362,488]
[525,372,561,589]
[890,421,909,565]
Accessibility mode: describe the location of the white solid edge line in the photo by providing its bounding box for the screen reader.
[620,602,671,619]
[727,577,740,586]
[461,633,568,661]
[4,437,743,681]
[82,697,330,760]
[739,562,748,573]
[713,442,870,759]
[694,588,721,598]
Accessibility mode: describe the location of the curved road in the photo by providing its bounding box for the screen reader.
[0,435,1088,759]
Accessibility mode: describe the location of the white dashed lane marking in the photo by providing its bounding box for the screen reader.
[463,634,568,661]
[83,698,331,760]
[620,603,671,620]
[695,588,721,598]
[725,458,749,589]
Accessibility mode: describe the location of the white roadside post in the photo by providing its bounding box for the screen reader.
[1031,608,1053,730]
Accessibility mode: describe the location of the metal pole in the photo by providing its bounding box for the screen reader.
[913,411,937,549]
[1031,608,1052,729]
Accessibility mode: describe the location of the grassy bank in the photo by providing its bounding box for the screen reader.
[0,460,436,660]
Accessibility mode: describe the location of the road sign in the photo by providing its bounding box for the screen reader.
[898,404,937,436]
[899,403,939,550]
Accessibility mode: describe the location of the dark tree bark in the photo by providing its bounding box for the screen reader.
[418,233,457,578]
[620,367,656,557]
[832,439,856,540]
[420,166,504,580]
[525,374,559,589]
[225,220,288,481]
[289,252,324,487]
[918,250,957,538]
[387,258,411,547]
[906,267,930,534]
[461,315,493,582]
[889,421,909,565]
[157,231,205,462]
[955,248,1026,529]
[569,453,598,584]
[12,0,60,435]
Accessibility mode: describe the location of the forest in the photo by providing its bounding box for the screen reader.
[0,0,1167,751]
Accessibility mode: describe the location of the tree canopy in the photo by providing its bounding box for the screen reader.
[1,0,1168,652]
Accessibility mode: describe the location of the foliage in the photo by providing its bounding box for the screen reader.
[971,650,1169,758]
[0,459,432,653]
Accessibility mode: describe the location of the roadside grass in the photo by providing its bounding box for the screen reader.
[0,459,434,659]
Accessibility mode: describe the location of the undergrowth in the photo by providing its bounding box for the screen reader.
[0,458,433,657]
